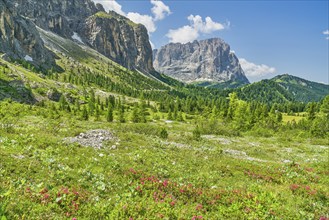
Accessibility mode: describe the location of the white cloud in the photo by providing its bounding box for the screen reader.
[167,26,199,44]
[127,12,156,33]
[188,15,224,34]
[167,14,225,43]
[92,0,171,34]
[92,0,126,16]
[151,0,171,21]
[323,29,329,40]
[240,58,276,77]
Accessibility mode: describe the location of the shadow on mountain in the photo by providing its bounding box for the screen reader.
[0,78,36,104]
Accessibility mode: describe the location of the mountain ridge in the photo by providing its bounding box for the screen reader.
[153,38,249,87]
[0,0,153,73]
[237,74,329,103]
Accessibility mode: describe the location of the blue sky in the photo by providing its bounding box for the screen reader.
[92,0,329,84]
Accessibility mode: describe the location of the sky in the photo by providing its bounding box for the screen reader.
[92,0,329,84]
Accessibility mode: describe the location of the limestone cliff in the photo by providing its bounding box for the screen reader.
[0,0,54,68]
[153,38,249,85]
[1,0,153,72]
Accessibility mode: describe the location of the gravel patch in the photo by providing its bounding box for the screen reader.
[224,149,268,162]
[64,129,115,149]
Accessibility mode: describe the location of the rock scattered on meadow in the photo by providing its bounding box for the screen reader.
[65,129,115,149]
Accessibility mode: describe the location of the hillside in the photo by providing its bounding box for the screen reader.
[236,74,329,103]
[272,74,329,102]
[1,1,329,219]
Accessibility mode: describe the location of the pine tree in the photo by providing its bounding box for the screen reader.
[119,106,126,123]
[82,106,89,120]
[106,104,114,122]
[59,95,67,111]
[95,105,101,121]
[192,125,201,141]
[167,109,173,120]
[307,102,317,121]
[131,105,140,123]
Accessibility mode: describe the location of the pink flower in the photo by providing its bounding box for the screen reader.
[196,204,203,211]
[163,180,169,187]
[72,218,77,220]
[290,184,299,191]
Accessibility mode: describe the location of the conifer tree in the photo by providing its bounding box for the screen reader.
[131,105,140,123]
[82,106,89,120]
[119,105,126,123]
[106,104,114,122]
[167,109,173,120]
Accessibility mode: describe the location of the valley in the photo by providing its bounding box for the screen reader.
[0,0,328,219]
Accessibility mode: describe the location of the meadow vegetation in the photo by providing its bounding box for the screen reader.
[0,57,328,219]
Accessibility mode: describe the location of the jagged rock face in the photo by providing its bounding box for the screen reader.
[153,38,249,84]
[0,0,54,68]
[5,0,99,39]
[85,11,153,72]
[1,0,154,73]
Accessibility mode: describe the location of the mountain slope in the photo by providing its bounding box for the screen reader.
[236,74,329,103]
[153,38,249,87]
[272,74,329,102]
[1,0,153,73]
[0,0,55,68]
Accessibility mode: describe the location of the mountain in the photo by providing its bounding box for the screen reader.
[236,74,329,103]
[0,0,55,68]
[271,74,329,102]
[153,38,249,88]
[0,0,153,73]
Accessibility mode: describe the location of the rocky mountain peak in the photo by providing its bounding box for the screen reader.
[153,38,249,86]
[0,0,154,73]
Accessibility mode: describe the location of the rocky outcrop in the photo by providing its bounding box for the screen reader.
[85,11,153,72]
[0,0,54,68]
[1,0,154,73]
[153,38,249,85]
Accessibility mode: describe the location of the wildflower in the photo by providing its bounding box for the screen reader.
[196,204,203,211]
[170,201,175,206]
[309,190,317,195]
[40,188,48,194]
[63,187,69,194]
[163,180,169,187]
[72,218,77,220]
[290,184,299,191]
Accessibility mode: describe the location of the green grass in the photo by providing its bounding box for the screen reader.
[282,113,305,123]
[0,103,328,219]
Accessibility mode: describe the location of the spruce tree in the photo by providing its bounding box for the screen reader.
[82,106,89,120]
[106,104,114,122]
[119,106,126,123]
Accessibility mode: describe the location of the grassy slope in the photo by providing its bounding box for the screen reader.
[0,103,328,219]
[0,31,328,219]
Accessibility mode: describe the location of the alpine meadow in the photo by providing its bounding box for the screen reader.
[0,0,328,219]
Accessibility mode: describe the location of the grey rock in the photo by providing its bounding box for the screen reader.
[0,0,55,68]
[3,0,153,73]
[64,129,115,149]
[47,88,61,101]
[85,11,153,73]
[153,38,249,85]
